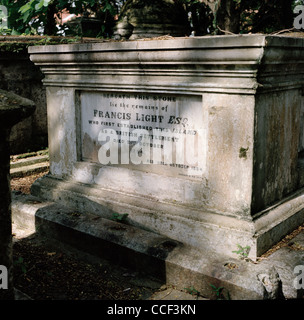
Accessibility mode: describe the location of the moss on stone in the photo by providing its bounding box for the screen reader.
[0,35,96,53]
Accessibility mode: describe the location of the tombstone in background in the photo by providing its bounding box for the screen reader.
[29,35,304,261]
[113,0,190,40]
[0,36,48,154]
[0,89,35,299]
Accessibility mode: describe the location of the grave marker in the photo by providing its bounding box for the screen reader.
[29,35,304,259]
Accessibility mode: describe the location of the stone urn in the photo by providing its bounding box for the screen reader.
[113,0,190,40]
[113,16,134,40]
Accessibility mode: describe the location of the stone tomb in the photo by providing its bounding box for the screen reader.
[29,35,304,261]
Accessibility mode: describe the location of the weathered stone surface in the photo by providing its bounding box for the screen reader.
[257,266,284,299]
[0,89,36,126]
[0,89,35,300]
[0,45,47,154]
[113,0,190,39]
[12,191,304,299]
[28,35,304,262]
[113,16,134,40]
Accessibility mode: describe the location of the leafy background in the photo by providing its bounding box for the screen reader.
[0,0,303,37]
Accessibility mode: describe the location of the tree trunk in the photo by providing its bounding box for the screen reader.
[44,0,58,35]
[279,0,293,29]
[216,0,241,34]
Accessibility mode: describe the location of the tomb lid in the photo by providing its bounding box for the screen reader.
[0,89,35,127]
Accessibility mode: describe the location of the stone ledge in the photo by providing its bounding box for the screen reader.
[10,154,49,169]
[10,162,49,178]
[11,192,304,300]
[10,152,49,178]
[30,175,304,261]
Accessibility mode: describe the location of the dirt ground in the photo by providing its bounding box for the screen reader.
[12,234,163,300]
[11,171,47,195]
[10,171,165,300]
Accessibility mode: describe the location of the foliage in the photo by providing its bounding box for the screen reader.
[18,0,55,35]
[183,0,215,35]
[0,0,118,36]
[0,0,27,35]
[210,284,231,300]
[238,0,294,33]
[184,286,200,297]
[0,0,301,37]
[232,244,251,259]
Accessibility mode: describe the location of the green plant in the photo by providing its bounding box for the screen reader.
[0,0,118,36]
[0,27,11,35]
[232,244,251,260]
[19,0,117,36]
[61,36,82,43]
[239,147,249,159]
[14,256,27,274]
[110,212,128,222]
[210,284,231,300]
[184,286,200,297]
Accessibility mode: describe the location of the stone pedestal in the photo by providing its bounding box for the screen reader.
[0,89,35,299]
[29,35,304,260]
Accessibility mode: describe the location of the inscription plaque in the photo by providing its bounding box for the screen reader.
[80,91,206,178]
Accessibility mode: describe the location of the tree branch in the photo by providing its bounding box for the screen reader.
[217,25,237,35]
[271,27,297,35]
